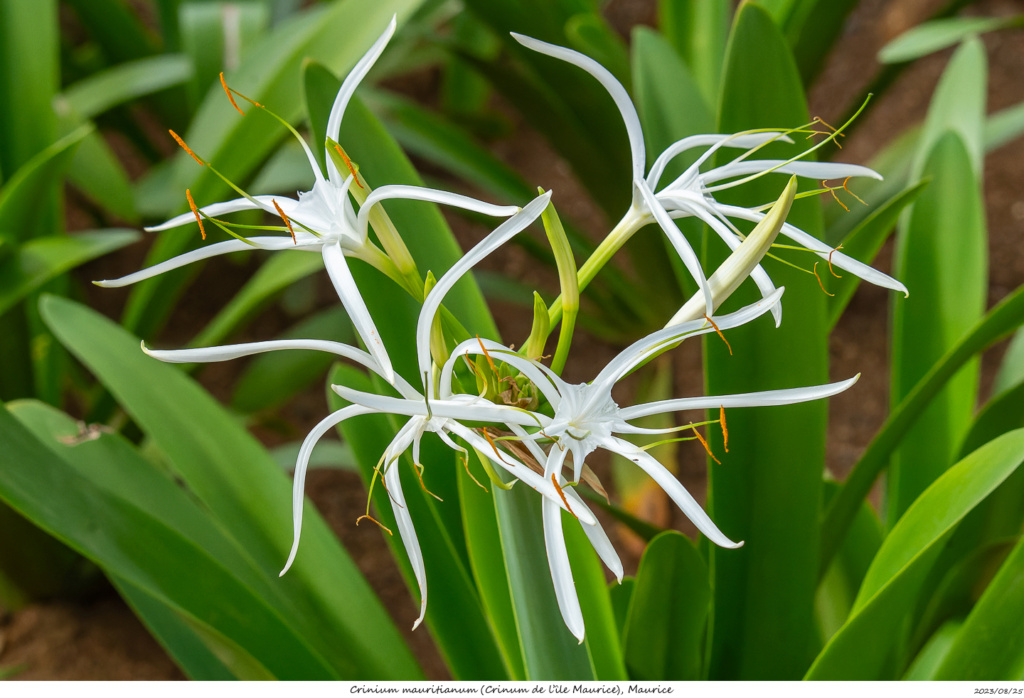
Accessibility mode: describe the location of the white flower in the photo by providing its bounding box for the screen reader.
[511,33,907,325]
[96,16,523,384]
[431,289,858,641]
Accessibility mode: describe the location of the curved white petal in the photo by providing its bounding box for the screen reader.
[94,236,319,287]
[619,374,859,421]
[664,132,796,194]
[666,201,782,327]
[325,16,397,181]
[383,455,428,630]
[280,404,373,575]
[591,287,784,394]
[647,132,791,192]
[331,384,550,428]
[142,339,418,399]
[635,179,713,320]
[608,437,741,549]
[356,185,520,240]
[703,160,882,188]
[416,192,550,392]
[322,242,394,384]
[718,204,909,296]
[144,195,283,232]
[440,337,565,408]
[543,494,586,643]
[511,33,645,183]
[563,490,623,582]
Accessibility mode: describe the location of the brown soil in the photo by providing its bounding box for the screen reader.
[3,0,1024,681]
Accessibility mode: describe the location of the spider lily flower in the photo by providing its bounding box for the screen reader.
[439,289,859,640]
[511,33,907,325]
[97,17,524,384]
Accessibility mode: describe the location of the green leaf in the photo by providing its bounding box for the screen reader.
[59,55,194,121]
[822,277,1024,573]
[933,535,1024,679]
[40,296,421,679]
[62,0,157,64]
[903,619,962,680]
[879,15,1021,64]
[889,132,987,524]
[622,532,710,680]
[0,402,335,680]
[705,3,827,679]
[826,180,926,329]
[657,0,729,108]
[783,0,860,85]
[124,0,425,338]
[62,124,138,222]
[806,429,1024,679]
[565,13,630,89]
[180,2,269,110]
[0,230,138,317]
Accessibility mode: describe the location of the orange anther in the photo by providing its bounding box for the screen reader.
[842,177,867,206]
[332,144,365,189]
[413,463,443,502]
[824,179,850,212]
[185,189,206,240]
[813,262,835,297]
[551,474,579,520]
[220,72,245,115]
[692,425,721,465]
[704,315,733,356]
[272,199,297,244]
[828,243,843,279]
[481,427,516,468]
[720,405,729,452]
[169,130,204,166]
[477,336,498,374]
[355,514,393,536]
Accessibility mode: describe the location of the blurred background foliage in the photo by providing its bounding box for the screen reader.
[1,0,1024,681]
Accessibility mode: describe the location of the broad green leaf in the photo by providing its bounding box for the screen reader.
[889,132,986,524]
[657,0,729,108]
[124,0,424,338]
[934,535,1024,679]
[59,55,194,121]
[827,181,926,329]
[180,2,269,110]
[609,577,635,639]
[62,0,157,64]
[565,13,630,89]
[822,278,1024,572]
[903,620,962,680]
[61,123,138,222]
[985,98,1024,152]
[328,364,508,680]
[705,3,827,679]
[622,532,710,681]
[783,0,860,85]
[0,230,138,317]
[879,16,1022,64]
[190,251,324,350]
[806,429,1024,679]
[40,296,421,679]
[232,306,355,413]
[0,403,335,680]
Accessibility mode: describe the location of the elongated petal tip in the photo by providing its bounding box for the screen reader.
[140,340,151,355]
[725,539,744,549]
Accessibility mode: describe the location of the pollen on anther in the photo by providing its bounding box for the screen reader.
[220,72,246,115]
[828,244,843,279]
[813,262,835,297]
[551,474,579,520]
[355,514,393,536]
[272,199,297,244]
[842,177,867,207]
[720,405,729,452]
[185,189,206,240]
[169,130,204,166]
[705,315,733,356]
[824,179,850,212]
[332,144,365,189]
[692,425,721,465]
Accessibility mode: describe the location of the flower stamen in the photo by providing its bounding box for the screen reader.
[413,462,443,502]
[355,514,394,536]
[551,474,579,520]
[824,179,851,212]
[720,405,729,452]
[704,315,733,356]
[185,189,206,240]
[692,424,721,465]
[332,143,365,189]
[272,199,297,243]
[842,177,867,206]
[828,244,844,279]
[220,72,246,115]
[813,262,835,297]
[169,129,205,166]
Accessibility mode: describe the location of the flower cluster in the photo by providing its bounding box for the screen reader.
[101,18,904,642]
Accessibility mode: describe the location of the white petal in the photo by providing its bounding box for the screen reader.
[590,288,784,394]
[704,160,882,188]
[383,454,428,630]
[663,132,795,194]
[563,490,623,582]
[511,33,645,183]
[415,192,550,391]
[141,338,418,399]
[144,195,282,232]
[718,204,909,296]
[646,132,791,192]
[619,374,859,421]
[280,405,372,575]
[636,179,713,319]
[332,384,550,428]
[543,495,586,643]
[609,437,741,549]
[440,337,564,408]
[356,184,520,240]
[94,236,319,287]
[325,16,397,181]
[321,242,395,384]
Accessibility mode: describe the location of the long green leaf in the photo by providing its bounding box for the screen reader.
[59,55,194,121]
[657,0,729,108]
[806,429,1024,679]
[622,532,710,680]
[40,295,421,679]
[705,4,827,679]
[879,15,1021,64]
